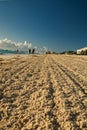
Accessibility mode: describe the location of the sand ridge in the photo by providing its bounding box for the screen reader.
[0,54,87,130]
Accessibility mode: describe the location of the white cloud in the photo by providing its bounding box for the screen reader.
[0,38,32,51]
[0,38,48,54]
[0,38,17,50]
[43,46,48,51]
[36,46,48,54]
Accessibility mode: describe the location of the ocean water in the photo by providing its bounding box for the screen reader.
[0,49,27,54]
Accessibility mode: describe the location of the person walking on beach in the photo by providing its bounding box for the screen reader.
[17,49,19,54]
[32,48,35,54]
[29,49,31,54]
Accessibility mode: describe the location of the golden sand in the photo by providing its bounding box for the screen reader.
[0,54,87,130]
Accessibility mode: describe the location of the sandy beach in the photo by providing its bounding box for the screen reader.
[0,54,87,130]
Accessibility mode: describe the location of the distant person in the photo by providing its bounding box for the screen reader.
[17,49,19,54]
[29,49,31,54]
[32,48,35,54]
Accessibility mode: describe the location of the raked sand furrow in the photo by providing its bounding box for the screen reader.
[49,55,87,130]
[53,54,87,79]
[0,55,42,82]
[0,55,45,91]
[22,55,60,130]
[0,54,87,130]
[0,55,46,130]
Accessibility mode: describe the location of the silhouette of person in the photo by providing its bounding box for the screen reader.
[32,48,35,54]
[17,49,19,54]
[29,49,31,54]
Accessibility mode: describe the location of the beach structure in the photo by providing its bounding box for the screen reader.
[77,47,87,55]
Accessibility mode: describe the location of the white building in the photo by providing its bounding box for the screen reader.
[77,47,87,54]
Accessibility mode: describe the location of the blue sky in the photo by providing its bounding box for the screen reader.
[0,0,87,52]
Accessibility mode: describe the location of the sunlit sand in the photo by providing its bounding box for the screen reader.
[0,54,87,129]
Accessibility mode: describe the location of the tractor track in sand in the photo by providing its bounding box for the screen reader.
[0,54,87,130]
